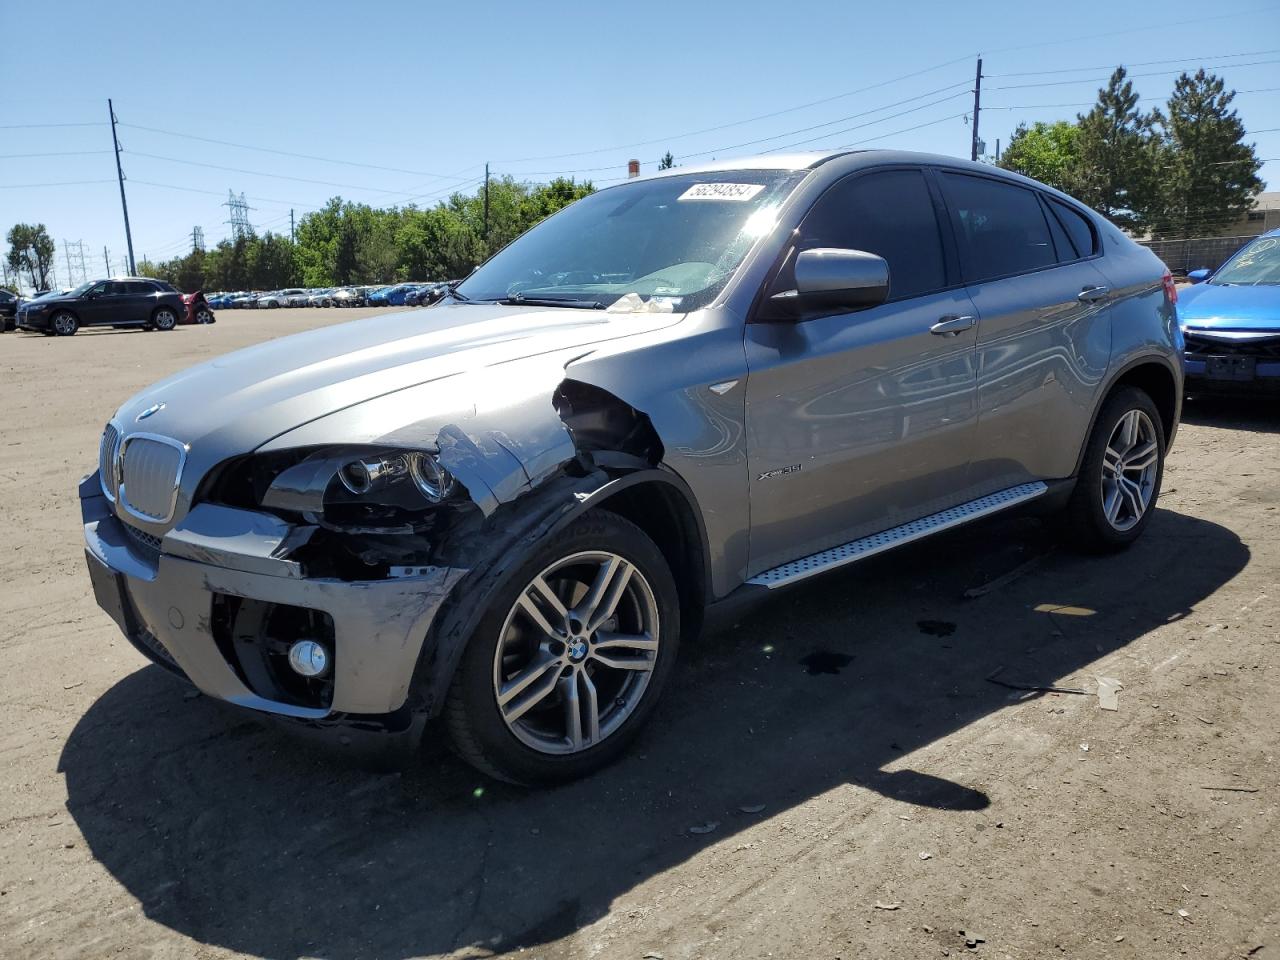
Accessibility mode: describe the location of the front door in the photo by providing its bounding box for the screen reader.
[744,168,981,577]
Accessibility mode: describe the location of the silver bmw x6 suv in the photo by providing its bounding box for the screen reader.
[82,150,1182,784]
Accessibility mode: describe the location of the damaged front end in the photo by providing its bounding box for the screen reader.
[82,355,678,739]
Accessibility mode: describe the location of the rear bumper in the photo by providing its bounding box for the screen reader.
[80,473,465,721]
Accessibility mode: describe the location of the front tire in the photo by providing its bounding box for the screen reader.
[51,311,78,336]
[1063,386,1165,552]
[444,511,680,785]
[152,307,177,331]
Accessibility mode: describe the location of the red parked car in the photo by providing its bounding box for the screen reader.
[181,292,216,325]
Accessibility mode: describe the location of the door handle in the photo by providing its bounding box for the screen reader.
[930,314,976,336]
[1078,285,1110,303]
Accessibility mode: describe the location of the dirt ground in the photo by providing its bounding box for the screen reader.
[0,308,1277,960]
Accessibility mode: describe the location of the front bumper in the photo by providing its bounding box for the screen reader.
[81,472,465,720]
[1184,354,1280,393]
[17,309,51,331]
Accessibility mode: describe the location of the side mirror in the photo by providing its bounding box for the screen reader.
[1187,268,1211,284]
[768,248,890,320]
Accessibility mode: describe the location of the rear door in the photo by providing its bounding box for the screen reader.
[936,172,1113,491]
[744,167,981,575]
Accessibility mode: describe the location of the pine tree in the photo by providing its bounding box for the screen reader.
[1148,69,1263,239]
[658,151,675,171]
[1072,67,1159,229]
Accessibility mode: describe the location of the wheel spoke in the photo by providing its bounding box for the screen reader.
[580,558,633,633]
[516,579,568,640]
[579,671,600,745]
[498,655,562,722]
[593,630,658,653]
[1123,440,1157,471]
[1119,476,1144,520]
[1120,410,1140,452]
[590,650,655,671]
[562,675,583,750]
[1103,484,1124,524]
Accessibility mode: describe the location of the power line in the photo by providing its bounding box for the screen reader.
[0,178,115,188]
[493,53,979,164]
[986,48,1280,77]
[123,150,423,195]
[0,121,104,130]
[116,122,480,183]
[0,150,112,159]
[989,58,1280,91]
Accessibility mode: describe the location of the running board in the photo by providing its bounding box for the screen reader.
[747,481,1049,589]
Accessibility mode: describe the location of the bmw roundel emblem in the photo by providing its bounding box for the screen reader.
[136,402,166,422]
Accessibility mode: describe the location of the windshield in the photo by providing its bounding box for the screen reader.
[456,170,807,309]
[1212,234,1280,285]
[64,281,97,298]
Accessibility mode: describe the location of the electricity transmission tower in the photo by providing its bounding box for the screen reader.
[192,226,205,252]
[63,240,90,285]
[223,191,255,239]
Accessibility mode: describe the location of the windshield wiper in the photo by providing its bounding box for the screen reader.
[446,284,471,302]
[500,294,604,310]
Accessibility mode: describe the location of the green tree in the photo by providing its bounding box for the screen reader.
[1072,67,1160,228]
[998,121,1081,193]
[658,152,675,170]
[1147,69,1263,238]
[6,223,56,290]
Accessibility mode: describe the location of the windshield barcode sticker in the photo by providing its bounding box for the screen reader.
[678,183,766,202]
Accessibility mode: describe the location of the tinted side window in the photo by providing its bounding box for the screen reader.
[940,173,1056,282]
[800,169,946,300]
[1047,198,1096,259]
[123,281,153,295]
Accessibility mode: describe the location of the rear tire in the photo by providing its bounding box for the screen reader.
[152,307,177,331]
[1063,386,1165,552]
[444,511,680,786]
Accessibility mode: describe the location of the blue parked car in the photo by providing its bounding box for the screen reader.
[365,285,394,306]
[1180,229,1280,394]
[385,283,418,306]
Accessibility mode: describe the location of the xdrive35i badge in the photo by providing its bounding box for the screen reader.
[136,402,165,422]
[757,464,802,481]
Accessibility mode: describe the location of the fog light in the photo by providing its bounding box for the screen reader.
[288,639,330,678]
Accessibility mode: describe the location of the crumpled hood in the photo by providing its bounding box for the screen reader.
[109,302,684,496]
[1179,282,1280,331]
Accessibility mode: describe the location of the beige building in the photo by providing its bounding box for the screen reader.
[1220,191,1280,237]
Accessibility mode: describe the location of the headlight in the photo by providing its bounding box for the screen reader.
[337,451,455,503]
[408,452,455,502]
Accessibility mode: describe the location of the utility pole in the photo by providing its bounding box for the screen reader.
[970,57,983,163]
[64,241,74,287]
[103,246,111,275]
[483,162,490,240]
[289,208,295,243]
[107,99,137,275]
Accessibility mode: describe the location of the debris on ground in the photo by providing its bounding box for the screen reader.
[961,929,986,948]
[963,552,1051,599]
[1200,785,1260,793]
[918,852,933,860]
[985,666,1088,695]
[873,901,901,911]
[739,804,766,814]
[688,821,720,835]
[1096,676,1123,711]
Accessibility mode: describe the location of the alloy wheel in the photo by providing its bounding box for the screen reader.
[53,312,76,335]
[154,309,176,330]
[492,551,660,755]
[1101,409,1159,532]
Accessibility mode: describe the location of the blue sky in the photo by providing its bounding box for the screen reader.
[2,0,1278,282]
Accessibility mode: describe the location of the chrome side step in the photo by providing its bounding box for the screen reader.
[747,481,1049,589]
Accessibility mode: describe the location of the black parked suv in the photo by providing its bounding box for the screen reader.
[16,277,185,336]
[0,289,18,332]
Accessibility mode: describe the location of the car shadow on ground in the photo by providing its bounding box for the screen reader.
[1182,394,1280,434]
[58,507,1247,959]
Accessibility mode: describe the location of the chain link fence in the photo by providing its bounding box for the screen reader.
[1138,235,1256,274]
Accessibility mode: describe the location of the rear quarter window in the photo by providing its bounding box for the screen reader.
[1047,198,1097,259]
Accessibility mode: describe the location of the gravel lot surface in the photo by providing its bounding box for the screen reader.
[1,308,1277,959]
